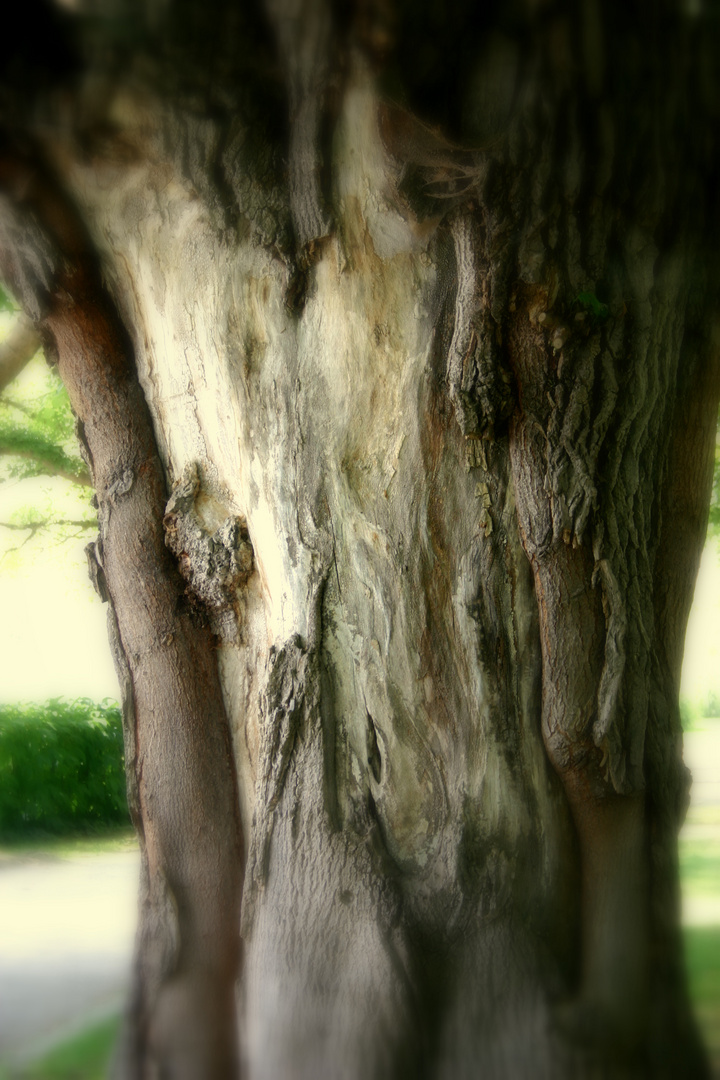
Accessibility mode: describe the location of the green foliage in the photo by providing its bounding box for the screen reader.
[0,284,16,314]
[0,1014,121,1080]
[0,420,90,484]
[680,695,701,731]
[0,828,136,857]
[709,431,720,539]
[0,344,95,553]
[0,359,88,485]
[700,689,720,718]
[573,290,610,324]
[680,831,720,898]
[682,691,720,728]
[683,926,720,1071]
[0,698,129,839]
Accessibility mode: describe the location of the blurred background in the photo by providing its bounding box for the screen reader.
[0,304,134,1080]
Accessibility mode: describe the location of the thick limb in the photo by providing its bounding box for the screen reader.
[510,417,648,1048]
[0,151,244,1079]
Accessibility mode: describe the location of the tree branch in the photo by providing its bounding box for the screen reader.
[0,313,41,394]
[0,517,96,530]
[0,516,96,559]
[0,444,92,485]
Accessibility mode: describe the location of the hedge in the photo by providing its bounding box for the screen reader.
[0,698,129,838]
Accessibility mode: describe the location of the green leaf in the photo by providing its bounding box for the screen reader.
[0,421,89,482]
[0,284,16,313]
[0,349,94,552]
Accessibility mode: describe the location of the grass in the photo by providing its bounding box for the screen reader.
[680,805,720,899]
[680,808,720,1073]
[684,926,720,1073]
[681,837,720,897]
[0,1016,121,1080]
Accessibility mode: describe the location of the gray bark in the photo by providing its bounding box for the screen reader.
[0,2,718,1077]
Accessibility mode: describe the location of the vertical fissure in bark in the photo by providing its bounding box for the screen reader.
[241,631,318,933]
[0,149,244,1080]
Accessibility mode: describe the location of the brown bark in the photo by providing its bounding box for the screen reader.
[0,153,244,1079]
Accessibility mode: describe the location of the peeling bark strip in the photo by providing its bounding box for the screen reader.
[0,154,244,1080]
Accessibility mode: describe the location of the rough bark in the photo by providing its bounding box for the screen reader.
[0,2,719,1078]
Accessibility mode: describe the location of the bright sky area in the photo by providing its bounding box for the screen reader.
[0,476,719,706]
[0,476,119,703]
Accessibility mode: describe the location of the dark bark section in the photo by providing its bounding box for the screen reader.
[264,0,334,253]
[396,5,720,1067]
[0,153,244,1080]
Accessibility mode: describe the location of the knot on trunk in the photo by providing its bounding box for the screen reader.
[163,462,254,642]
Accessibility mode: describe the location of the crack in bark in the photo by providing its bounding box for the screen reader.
[241,632,320,936]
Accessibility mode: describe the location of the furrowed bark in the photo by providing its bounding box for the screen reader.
[506,300,649,1053]
[0,153,244,1079]
[421,4,720,1064]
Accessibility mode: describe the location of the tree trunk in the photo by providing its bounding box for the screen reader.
[0,2,718,1077]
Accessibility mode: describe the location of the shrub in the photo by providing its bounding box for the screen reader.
[680,696,701,731]
[0,698,129,838]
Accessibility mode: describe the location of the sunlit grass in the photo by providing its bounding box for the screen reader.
[0,1015,120,1080]
[680,806,720,1073]
[684,925,720,1074]
[681,839,720,897]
